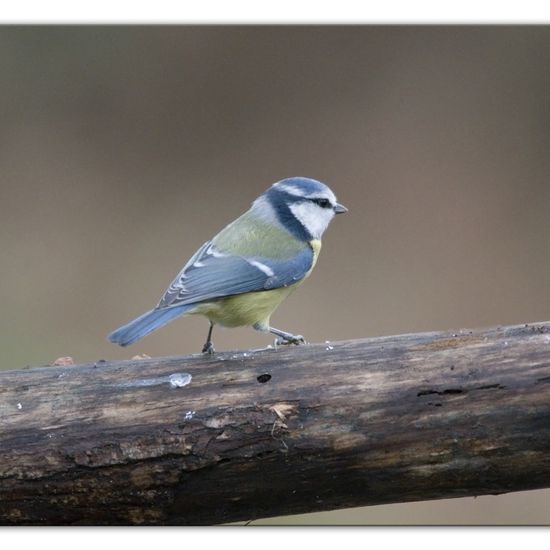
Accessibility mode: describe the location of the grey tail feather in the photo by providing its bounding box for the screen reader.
[108,305,192,347]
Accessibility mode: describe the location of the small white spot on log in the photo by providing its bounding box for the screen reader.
[114,372,192,389]
[270,403,296,421]
[184,410,196,420]
[205,415,231,428]
[169,373,192,388]
[16,403,22,410]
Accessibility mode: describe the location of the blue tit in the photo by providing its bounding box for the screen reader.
[108,176,347,353]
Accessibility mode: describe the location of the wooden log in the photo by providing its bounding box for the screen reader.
[1,321,550,525]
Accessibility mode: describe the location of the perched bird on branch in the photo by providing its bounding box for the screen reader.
[108,177,347,353]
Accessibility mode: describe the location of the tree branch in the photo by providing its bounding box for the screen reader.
[2,321,550,524]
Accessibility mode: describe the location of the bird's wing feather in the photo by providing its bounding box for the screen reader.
[157,240,313,309]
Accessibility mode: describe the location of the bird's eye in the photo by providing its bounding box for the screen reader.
[312,198,331,208]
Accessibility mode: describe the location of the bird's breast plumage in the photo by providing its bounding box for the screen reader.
[307,239,322,276]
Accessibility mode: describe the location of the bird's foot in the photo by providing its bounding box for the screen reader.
[201,341,215,354]
[274,334,306,348]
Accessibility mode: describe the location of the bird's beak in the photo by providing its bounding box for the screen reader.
[334,203,348,214]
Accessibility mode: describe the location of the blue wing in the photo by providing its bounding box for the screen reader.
[157,241,313,309]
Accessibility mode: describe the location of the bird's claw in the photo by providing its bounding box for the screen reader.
[274,334,306,348]
[201,342,215,354]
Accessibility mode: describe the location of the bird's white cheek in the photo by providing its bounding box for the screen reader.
[289,202,334,239]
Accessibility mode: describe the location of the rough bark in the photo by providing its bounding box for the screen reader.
[1,322,550,525]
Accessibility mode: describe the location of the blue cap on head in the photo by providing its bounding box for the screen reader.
[271,177,334,198]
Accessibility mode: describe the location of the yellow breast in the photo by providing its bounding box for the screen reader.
[307,239,322,276]
[193,286,295,328]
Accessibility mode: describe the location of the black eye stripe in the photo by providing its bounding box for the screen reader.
[311,198,332,208]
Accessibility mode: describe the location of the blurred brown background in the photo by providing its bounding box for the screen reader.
[1,25,550,524]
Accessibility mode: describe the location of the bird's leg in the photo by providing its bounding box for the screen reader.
[269,326,306,347]
[201,321,215,354]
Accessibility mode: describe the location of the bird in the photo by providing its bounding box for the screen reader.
[108,177,347,353]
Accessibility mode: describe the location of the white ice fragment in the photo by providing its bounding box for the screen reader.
[169,372,192,388]
[325,345,334,351]
[116,372,192,389]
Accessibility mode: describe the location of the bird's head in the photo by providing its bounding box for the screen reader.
[253,177,347,241]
